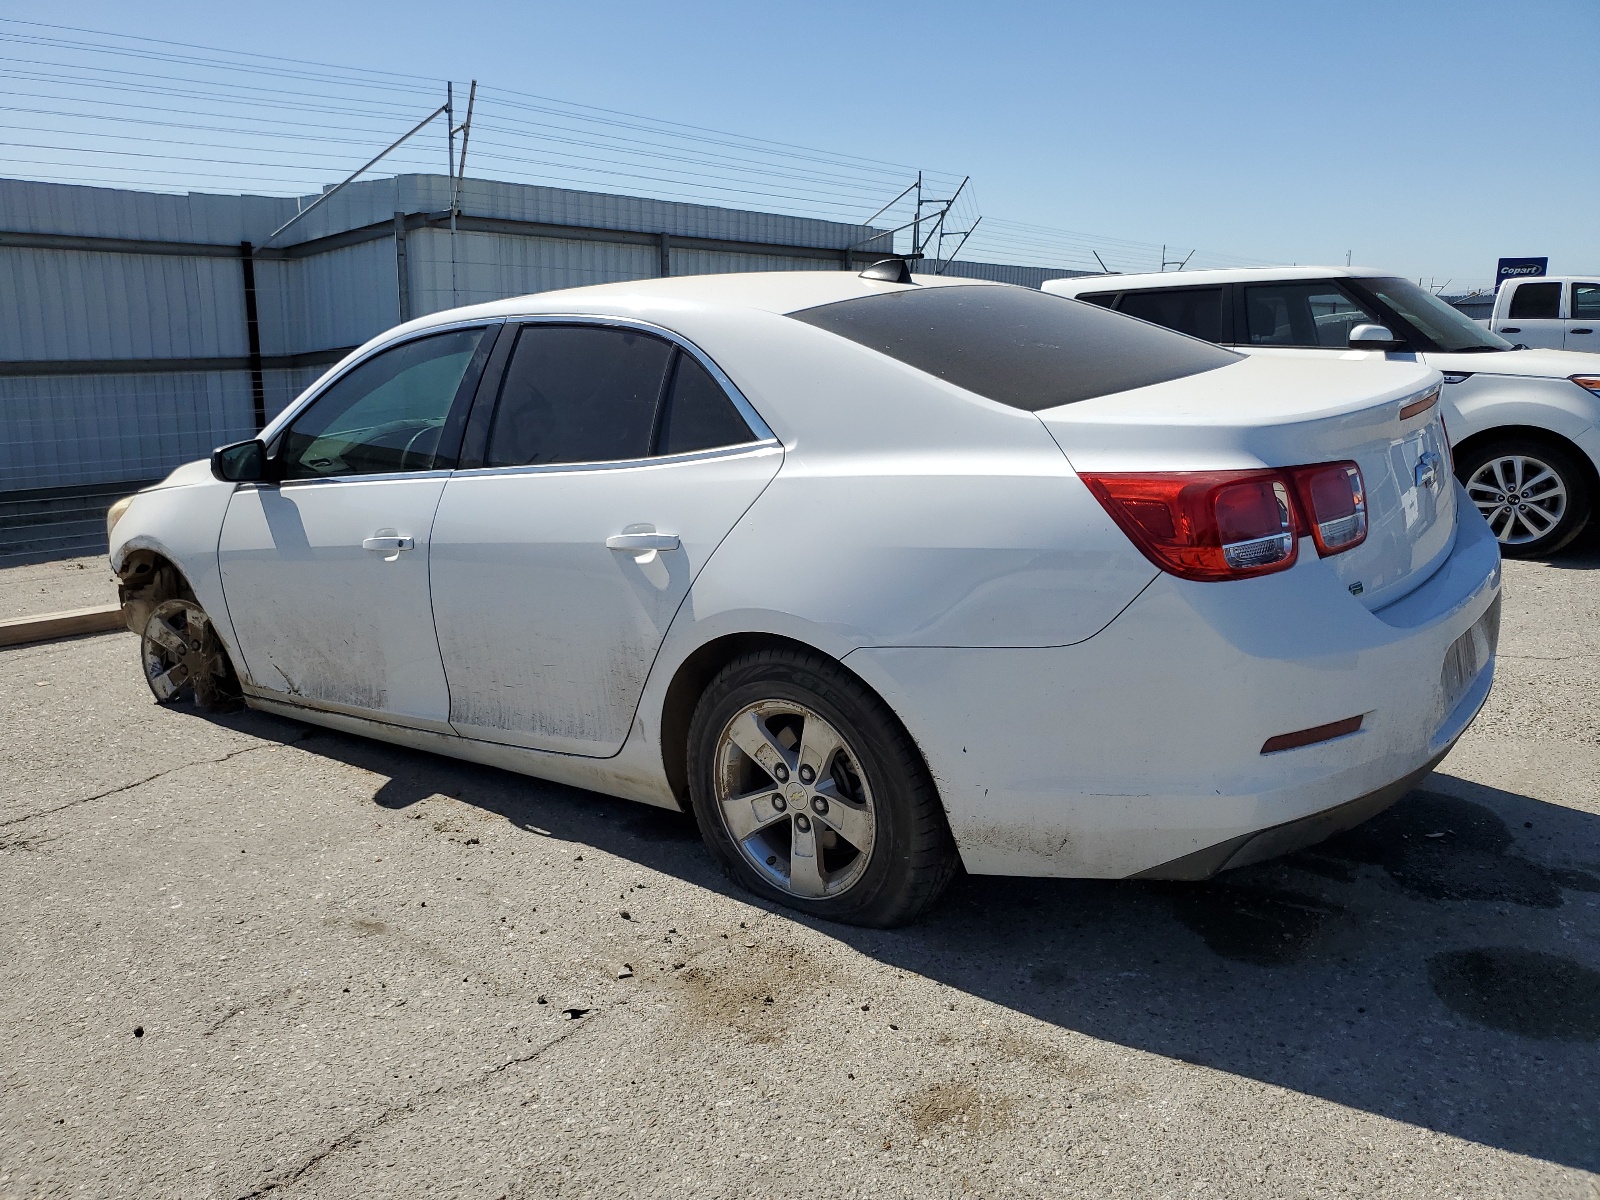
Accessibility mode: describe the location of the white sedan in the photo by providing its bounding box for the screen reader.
[107,269,1502,926]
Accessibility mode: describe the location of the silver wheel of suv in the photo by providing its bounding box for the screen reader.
[711,700,877,900]
[1466,453,1568,546]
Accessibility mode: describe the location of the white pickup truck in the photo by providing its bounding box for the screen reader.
[1481,275,1600,351]
[1044,267,1600,556]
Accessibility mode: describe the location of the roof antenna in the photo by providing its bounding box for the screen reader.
[1092,251,1113,274]
[860,258,915,284]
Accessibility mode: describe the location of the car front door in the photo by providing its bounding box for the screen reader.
[1235,280,1382,354]
[218,324,495,729]
[1494,279,1565,349]
[1566,282,1600,350]
[428,320,781,757]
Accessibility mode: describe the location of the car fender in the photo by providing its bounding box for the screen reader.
[109,468,241,667]
[1441,374,1600,474]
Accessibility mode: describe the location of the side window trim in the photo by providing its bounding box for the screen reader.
[648,349,684,456]
[455,321,520,471]
[267,320,500,482]
[454,315,776,474]
[1218,282,1237,344]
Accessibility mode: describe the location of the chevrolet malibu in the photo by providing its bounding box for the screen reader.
[107,270,1501,927]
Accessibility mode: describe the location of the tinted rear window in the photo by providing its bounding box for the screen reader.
[1117,287,1225,342]
[1508,281,1561,320]
[788,285,1237,411]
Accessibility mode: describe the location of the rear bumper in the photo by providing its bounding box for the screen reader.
[847,500,1502,878]
[1132,750,1445,880]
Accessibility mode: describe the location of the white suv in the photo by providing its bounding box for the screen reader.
[1045,267,1600,556]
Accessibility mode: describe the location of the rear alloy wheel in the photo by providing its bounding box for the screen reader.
[687,648,957,927]
[140,598,242,710]
[1459,438,1592,558]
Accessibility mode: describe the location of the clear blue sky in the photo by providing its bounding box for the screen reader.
[18,0,1598,291]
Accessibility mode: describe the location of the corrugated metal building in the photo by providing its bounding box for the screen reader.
[0,173,1086,554]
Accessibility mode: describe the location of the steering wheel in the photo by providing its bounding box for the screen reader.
[399,424,441,472]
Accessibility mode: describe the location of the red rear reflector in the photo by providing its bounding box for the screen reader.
[1261,714,1363,754]
[1288,461,1367,556]
[1079,470,1296,582]
[1398,387,1440,420]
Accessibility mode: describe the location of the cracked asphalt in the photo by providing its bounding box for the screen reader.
[2,547,1598,1199]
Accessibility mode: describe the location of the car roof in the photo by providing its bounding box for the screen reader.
[1044,266,1399,295]
[400,269,1001,331]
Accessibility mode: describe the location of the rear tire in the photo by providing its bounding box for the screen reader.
[1457,436,1592,558]
[686,647,958,928]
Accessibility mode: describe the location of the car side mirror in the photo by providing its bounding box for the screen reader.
[1348,323,1406,351]
[211,439,269,482]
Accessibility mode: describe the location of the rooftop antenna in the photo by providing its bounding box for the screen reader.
[1161,245,1192,272]
[1092,251,1113,274]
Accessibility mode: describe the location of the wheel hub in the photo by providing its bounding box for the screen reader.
[1465,454,1566,546]
[140,598,237,708]
[712,700,877,900]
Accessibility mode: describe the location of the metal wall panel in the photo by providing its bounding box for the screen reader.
[407,229,657,316]
[670,248,842,276]
[275,174,888,253]
[254,239,401,355]
[916,259,1091,289]
[0,246,246,362]
[0,371,256,491]
[0,177,294,244]
[0,366,321,491]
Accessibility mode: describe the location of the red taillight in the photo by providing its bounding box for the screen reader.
[1079,470,1297,582]
[1082,461,1367,582]
[1288,462,1367,556]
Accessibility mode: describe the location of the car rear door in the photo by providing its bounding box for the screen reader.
[1566,282,1600,350]
[218,324,495,730]
[1493,279,1565,349]
[428,320,781,757]
[1113,285,1231,343]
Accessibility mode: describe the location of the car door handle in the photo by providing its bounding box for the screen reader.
[1572,328,1593,334]
[362,535,415,552]
[605,532,680,552]
[1500,326,1521,333]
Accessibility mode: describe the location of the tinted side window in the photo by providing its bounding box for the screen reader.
[1573,284,1600,321]
[1117,287,1224,342]
[789,285,1237,411]
[1243,283,1375,348]
[657,353,754,455]
[280,328,485,480]
[1508,281,1561,320]
[486,326,673,467]
[1076,292,1118,308]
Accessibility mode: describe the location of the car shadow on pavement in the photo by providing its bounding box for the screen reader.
[232,713,1600,1174]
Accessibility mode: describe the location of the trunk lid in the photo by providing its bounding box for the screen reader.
[1037,354,1455,610]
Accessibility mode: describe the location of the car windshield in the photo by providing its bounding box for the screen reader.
[1356,277,1513,353]
[788,284,1239,411]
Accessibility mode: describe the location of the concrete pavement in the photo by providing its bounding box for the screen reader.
[1,550,1597,1199]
